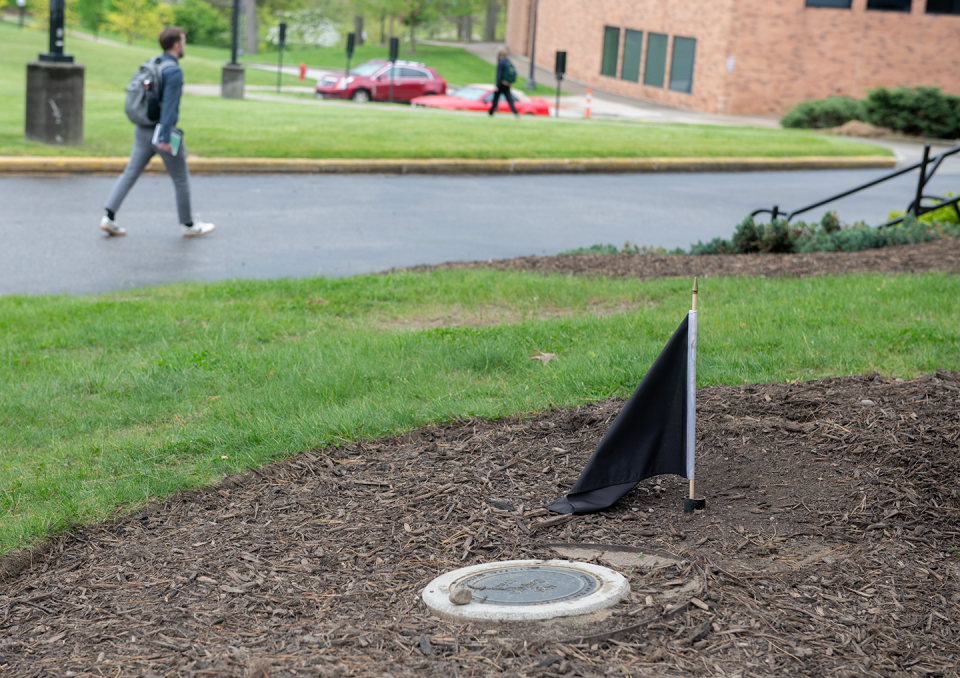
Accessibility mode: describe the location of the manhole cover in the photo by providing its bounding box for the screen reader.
[422,560,629,622]
[459,565,598,606]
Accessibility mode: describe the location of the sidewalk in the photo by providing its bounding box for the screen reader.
[0,155,896,176]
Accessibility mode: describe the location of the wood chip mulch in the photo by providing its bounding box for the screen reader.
[396,237,960,280]
[2,370,959,677]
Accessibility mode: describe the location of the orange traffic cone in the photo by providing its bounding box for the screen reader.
[299,63,306,81]
[585,87,592,119]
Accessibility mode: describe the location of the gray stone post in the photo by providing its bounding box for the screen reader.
[221,63,245,99]
[25,61,85,146]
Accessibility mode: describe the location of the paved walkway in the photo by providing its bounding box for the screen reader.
[3,168,956,296]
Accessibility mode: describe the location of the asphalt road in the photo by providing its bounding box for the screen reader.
[2,168,956,296]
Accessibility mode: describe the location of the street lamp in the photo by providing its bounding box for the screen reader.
[40,0,72,62]
[221,0,245,98]
[230,0,240,65]
[524,0,539,91]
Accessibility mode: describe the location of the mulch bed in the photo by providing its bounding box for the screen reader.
[2,369,959,677]
[397,238,960,279]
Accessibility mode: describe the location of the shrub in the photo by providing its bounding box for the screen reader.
[888,191,959,226]
[780,96,865,129]
[863,87,960,140]
[172,0,228,47]
[560,242,684,256]
[782,88,960,139]
[689,208,960,255]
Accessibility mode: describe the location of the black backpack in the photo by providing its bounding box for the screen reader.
[124,57,177,126]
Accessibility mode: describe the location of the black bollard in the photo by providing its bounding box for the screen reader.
[222,0,245,98]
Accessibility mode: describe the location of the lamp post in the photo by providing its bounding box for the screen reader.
[221,0,245,98]
[40,0,72,62]
[230,0,240,64]
[524,0,539,91]
[17,0,25,28]
[276,22,287,92]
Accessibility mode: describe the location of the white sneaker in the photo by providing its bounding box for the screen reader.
[182,221,215,238]
[100,215,126,236]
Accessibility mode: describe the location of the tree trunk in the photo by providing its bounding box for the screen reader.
[244,0,258,55]
[354,15,364,45]
[484,0,498,42]
[409,20,416,53]
[380,11,385,44]
[456,16,464,41]
[463,14,472,42]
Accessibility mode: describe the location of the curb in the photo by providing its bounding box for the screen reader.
[0,155,896,175]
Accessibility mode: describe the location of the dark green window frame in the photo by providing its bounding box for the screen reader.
[926,0,960,13]
[620,29,643,83]
[668,36,696,94]
[806,0,852,7]
[600,26,620,77]
[643,32,668,88]
[866,0,912,10]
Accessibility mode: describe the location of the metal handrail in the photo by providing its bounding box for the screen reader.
[751,142,960,227]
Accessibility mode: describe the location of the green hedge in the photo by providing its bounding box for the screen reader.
[780,96,864,130]
[782,87,960,139]
[689,212,960,255]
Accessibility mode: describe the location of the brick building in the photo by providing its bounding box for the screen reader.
[505,0,960,115]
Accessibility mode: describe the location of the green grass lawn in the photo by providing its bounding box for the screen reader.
[0,21,891,159]
[2,270,957,553]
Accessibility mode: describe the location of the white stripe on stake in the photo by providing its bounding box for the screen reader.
[686,309,697,482]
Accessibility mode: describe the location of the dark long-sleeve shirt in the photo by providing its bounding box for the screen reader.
[495,58,509,86]
[157,53,182,144]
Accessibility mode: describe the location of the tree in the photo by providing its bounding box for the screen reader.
[483,0,497,42]
[27,0,81,32]
[397,0,438,52]
[245,0,258,54]
[106,0,170,44]
[76,0,108,38]
[438,0,480,43]
[172,0,228,47]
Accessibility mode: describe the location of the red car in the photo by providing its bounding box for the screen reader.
[315,59,447,103]
[410,84,550,116]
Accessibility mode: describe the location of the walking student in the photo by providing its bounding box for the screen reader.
[488,47,519,117]
[101,26,215,238]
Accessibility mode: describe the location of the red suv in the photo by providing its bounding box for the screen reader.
[315,59,447,103]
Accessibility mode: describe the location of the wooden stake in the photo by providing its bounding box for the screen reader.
[690,276,698,501]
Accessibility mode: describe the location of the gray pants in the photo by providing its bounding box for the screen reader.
[105,125,192,225]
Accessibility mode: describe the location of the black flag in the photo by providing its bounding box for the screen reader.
[546,315,693,515]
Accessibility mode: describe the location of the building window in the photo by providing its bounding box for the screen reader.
[806,0,853,7]
[927,0,960,13]
[620,29,643,82]
[601,26,620,77]
[644,33,668,87]
[668,37,696,93]
[866,0,912,10]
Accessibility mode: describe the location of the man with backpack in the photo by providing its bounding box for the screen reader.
[489,46,519,117]
[100,26,215,238]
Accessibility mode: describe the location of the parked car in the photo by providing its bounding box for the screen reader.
[410,84,550,116]
[315,59,447,103]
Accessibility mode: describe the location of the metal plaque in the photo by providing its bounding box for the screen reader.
[457,565,599,606]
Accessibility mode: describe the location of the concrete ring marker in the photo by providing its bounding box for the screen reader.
[422,559,630,622]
